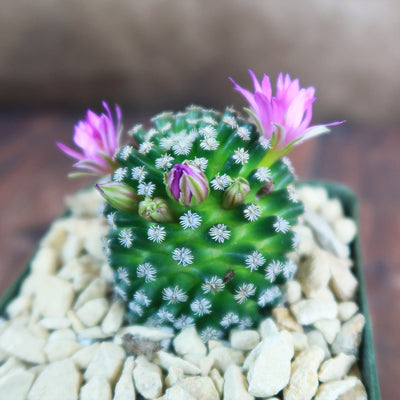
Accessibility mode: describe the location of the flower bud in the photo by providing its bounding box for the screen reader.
[138,197,174,222]
[223,177,250,209]
[165,162,209,206]
[96,183,139,212]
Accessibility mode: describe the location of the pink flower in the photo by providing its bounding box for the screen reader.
[230,70,343,150]
[57,101,122,176]
[165,162,209,206]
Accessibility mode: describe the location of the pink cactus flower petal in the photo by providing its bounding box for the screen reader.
[57,102,122,176]
[230,70,344,150]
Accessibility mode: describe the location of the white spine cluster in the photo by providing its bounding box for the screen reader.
[273,216,291,233]
[244,204,261,222]
[114,167,128,182]
[233,148,249,165]
[118,229,134,248]
[245,250,266,271]
[179,211,202,230]
[209,224,231,243]
[172,247,194,266]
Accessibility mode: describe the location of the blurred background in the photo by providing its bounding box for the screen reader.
[0,0,399,397]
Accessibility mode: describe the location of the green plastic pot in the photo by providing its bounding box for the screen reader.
[0,181,381,399]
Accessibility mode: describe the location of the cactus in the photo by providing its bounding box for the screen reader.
[102,105,303,341]
[58,71,342,341]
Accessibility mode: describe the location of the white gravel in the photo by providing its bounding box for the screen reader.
[0,186,368,399]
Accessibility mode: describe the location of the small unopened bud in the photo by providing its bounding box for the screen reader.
[223,177,250,209]
[165,162,209,206]
[257,180,274,197]
[96,183,139,212]
[138,197,174,222]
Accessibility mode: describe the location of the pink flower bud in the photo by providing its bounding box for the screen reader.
[165,162,209,206]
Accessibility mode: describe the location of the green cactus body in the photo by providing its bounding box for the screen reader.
[103,105,303,341]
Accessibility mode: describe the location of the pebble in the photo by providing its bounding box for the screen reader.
[72,342,100,370]
[319,353,357,382]
[175,376,220,400]
[246,331,294,397]
[84,221,109,259]
[0,357,25,378]
[75,271,101,293]
[297,186,328,211]
[329,260,358,301]
[78,326,109,340]
[74,277,108,310]
[67,310,85,332]
[315,376,358,400]
[80,376,112,400]
[307,330,331,360]
[223,364,254,400]
[163,385,196,400]
[28,359,81,400]
[48,328,76,342]
[156,350,202,375]
[115,325,174,344]
[0,322,46,364]
[29,322,50,340]
[6,295,32,319]
[314,319,341,344]
[207,369,222,396]
[332,314,365,356]
[39,316,71,330]
[76,297,109,327]
[165,365,184,387]
[0,369,35,400]
[40,219,68,250]
[303,210,349,259]
[101,262,115,282]
[183,354,214,376]
[338,302,359,322]
[308,287,336,302]
[34,275,75,318]
[65,188,103,217]
[332,217,357,244]
[44,339,81,362]
[209,344,244,373]
[290,331,309,352]
[272,307,303,332]
[133,355,163,399]
[284,346,324,400]
[84,342,125,384]
[291,298,338,325]
[291,225,316,256]
[230,329,260,351]
[283,280,302,304]
[61,233,83,264]
[338,378,367,399]
[30,246,59,275]
[101,300,125,335]
[319,198,344,223]
[297,248,332,297]
[0,349,8,364]
[173,326,207,356]
[57,255,99,283]
[258,318,279,339]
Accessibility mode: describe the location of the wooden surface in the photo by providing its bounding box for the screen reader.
[0,111,398,398]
